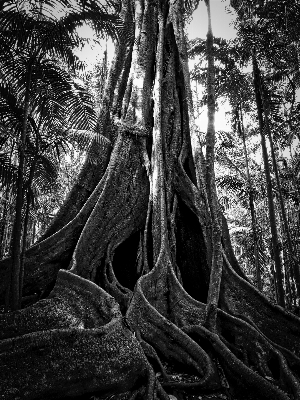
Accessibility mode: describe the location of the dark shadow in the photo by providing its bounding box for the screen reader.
[175,198,209,302]
[113,230,141,291]
[267,354,281,381]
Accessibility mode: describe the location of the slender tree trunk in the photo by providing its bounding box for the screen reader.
[204,0,223,332]
[19,191,30,308]
[151,0,168,259]
[260,84,300,304]
[0,189,10,259]
[252,55,285,307]
[19,159,37,308]
[276,198,293,307]
[98,41,109,109]
[237,104,262,291]
[6,66,32,311]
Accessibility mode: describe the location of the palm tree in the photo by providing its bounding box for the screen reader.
[231,0,300,305]
[188,33,266,293]
[215,130,274,296]
[0,0,121,310]
[202,0,223,332]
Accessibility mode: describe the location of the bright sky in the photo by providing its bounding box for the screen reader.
[77,1,237,61]
[76,1,238,132]
[188,0,237,40]
[188,0,237,133]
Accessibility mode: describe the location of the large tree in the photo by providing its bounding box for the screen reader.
[1,0,300,399]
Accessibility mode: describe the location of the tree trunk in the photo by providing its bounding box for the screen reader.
[204,0,223,333]
[237,104,262,291]
[1,1,300,399]
[260,82,300,304]
[19,158,37,309]
[252,55,285,307]
[0,188,11,259]
[6,66,32,311]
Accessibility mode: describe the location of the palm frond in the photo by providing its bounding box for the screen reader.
[63,9,123,43]
[216,174,246,196]
[32,152,59,193]
[66,128,95,151]
[0,151,17,188]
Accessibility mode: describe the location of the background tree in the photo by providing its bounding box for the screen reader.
[0,0,121,310]
[230,0,300,306]
[189,0,300,308]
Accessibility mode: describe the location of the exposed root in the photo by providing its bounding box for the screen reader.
[70,131,149,282]
[0,271,154,400]
[216,309,300,399]
[221,250,300,356]
[137,332,171,381]
[101,259,132,313]
[0,324,150,400]
[125,237,300,399]
[156,381,172,400]
[182,324,291,400]
[169,250,300,398]
[144,363,157,399]
[126,250,221,392]
[0,270,120,340]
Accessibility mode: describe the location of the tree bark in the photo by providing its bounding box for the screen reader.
[7,65,32,311]
[0,187,11,259]
[1,1,300,399]
[204,0,223,332]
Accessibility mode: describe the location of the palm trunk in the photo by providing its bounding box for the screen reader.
[252,56,285,307]
[204,0,223,332]
[19,191,30,308]
[6,66,32,311]
[19,159,37,308]
[0,189,10,259]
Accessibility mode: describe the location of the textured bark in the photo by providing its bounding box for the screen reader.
[203,0,223,332]
[0,270,153,400]
[1,1,300,399]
